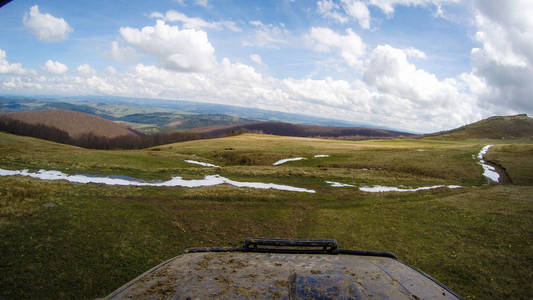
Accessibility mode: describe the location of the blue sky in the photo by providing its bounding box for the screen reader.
[0,0,532,132]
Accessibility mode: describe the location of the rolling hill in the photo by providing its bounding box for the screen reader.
[0,109,139,139]
[428,114,533,139]
[0,108,412,149]
[116,112,255,134]
[187,121,411,139]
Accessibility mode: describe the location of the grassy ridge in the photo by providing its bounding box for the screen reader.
[1,132,532,299]
[429,114,533,140]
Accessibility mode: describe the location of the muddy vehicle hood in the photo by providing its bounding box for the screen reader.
[105,238,461,299]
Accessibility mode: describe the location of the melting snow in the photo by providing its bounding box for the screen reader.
[1,145,500,195]
[476,145,500,182]
[477,145,491,159]
[326,181,354,187]
[480,164,500,182]
[273,157,306,166]
[0,168,315,193]
[360,185,462,193]
[184,160,220,168]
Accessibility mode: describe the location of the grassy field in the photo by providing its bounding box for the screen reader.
[1,132,532,299]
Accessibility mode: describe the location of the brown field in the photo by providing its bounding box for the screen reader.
[0,109,138,138]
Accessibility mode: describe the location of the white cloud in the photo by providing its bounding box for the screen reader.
[468,0,533,114]
[317,0,348,23]
[220,21,241,33]
[362,44,478,127]
[0,52,480,133]
[150,10,241,32]
[250,54,263,65]
[85,76,116,94]
[433,3,445,18]
[364,45,444,101]
[471,2,532,68]
[317,0,459,26]
[308,27,366,69]
[341,1,370,29]
[242,21,288,48]
[120,20,216,72]
[77,64,96,76]
[317,0,370,29]
[10,2,529,134]
[0,49,34,75]
[108,41,139,63]
[105,66,117,74]
[283,77,368,109]
[42,59,68,74]
[195,0,208,7]
[404,47,427,59]
[367,0,459,16]
[22,5,72,42]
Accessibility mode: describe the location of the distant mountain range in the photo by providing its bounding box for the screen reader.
[0,95,400,131]
[0,108,412,148]
[1,95,532,150]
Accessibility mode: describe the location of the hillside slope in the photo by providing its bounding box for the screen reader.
[0,96,383,129]
[187,121,411,139]
[428,114,533,139]
[0,109,138,138]
[116,113,255,134]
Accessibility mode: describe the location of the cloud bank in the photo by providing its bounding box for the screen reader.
[1,1,532,134]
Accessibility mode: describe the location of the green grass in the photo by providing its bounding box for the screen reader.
[428,114,533,140]
[1,132,532,299]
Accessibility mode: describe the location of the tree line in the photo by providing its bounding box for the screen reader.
[0,118,243,149]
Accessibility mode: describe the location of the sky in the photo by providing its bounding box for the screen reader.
[0,0,532,133]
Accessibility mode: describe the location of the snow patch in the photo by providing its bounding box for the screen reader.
[476,145,500,182]
[184,160,220,168]
[360,185,462,193]
[0,169,21,176]
[326,181,354,187]
[314,155,330,158]
[273,157,306,166]
[0,168,315,193]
